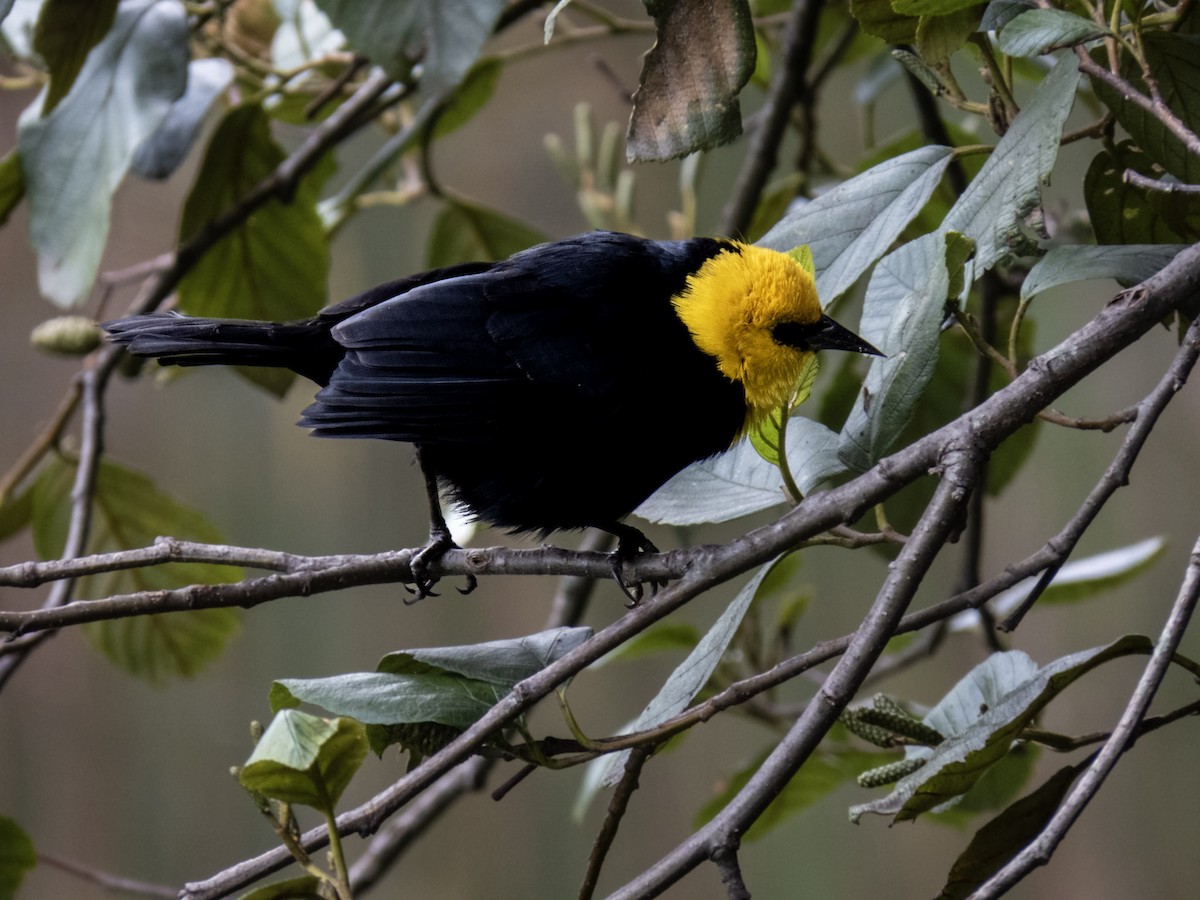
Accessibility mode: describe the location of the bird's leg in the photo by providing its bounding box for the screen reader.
[604,522,665,607]
[409,447,477,600]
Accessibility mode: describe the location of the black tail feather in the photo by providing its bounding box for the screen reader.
[103,313,341,386]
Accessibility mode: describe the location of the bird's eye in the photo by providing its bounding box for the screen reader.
[771,320,819,349]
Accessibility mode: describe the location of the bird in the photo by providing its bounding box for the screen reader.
[104,231,882,600]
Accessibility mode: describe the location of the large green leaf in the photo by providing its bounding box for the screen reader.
[936,760,1085,898]
[272,627,591,729]
[132,57,234,180]
[695,746,883,840]
[0,816,35,900]
[950,536,1168,632]
[850,635,1153,823]
[892,0,982,14]
[240,710,367,810]
[0,150,23,226]
[1084,138,1200,245]
[849,0,919,43]
[1021,245,1185,299]
[837,231,964,471]
[426,200,547,268]
[626,0,756,162]
[1089,33,1200,184]
[178,103,332,396]
[17,0,188,306]
[943,53,1080,273]
[314,0,508,97]
[996,8,1107,58]
[635,415,844,525]
[30,455,242,683]
[32,0,119,114]
[582,559,776,806]
[758,145,954,304]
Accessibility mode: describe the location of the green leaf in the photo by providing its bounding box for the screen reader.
[273,627,591,729]
[837,231,953,471]
[32,0,118,115]
[30,455,242,682]
[1089,34,1200,184]
[426,200,548,268]
[849,0,918,43]
[930,743,1039,827]
[943,53,1080,273]
[787,245,816,279]
[951,537,1168,631]
[917,5,985,64]
[1022,245,1185,299]
[996,9,1108,57]
[314,0,508,97]
[593,622,701,667]
[893,0,986,15]
[626,0,756,162]
[430,58,503,140]
[240,710,367,809]
[17,0,188,306]
[0,816,36,900]
[590,560,776,793]
[937,761,1085,898]
[1084,140,1200,244]
[980,0,1034,32]
[850,635,1153,823]
[695,746,882,840]
[237,875,325,900]
[178,103,332,397]
[636,415,844,525]
[132,57,234,180]
[378,626,592,687]
[0,472,35,543]
[0,150,24,226]
[273,671,505,730]
[758,145,954,304]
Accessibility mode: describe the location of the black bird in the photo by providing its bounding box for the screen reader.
[104,231,881,599]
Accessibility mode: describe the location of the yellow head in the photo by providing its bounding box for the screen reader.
[672,242,880,429]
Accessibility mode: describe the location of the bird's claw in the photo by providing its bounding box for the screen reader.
[406,534,476,602]
[608,529,666,607]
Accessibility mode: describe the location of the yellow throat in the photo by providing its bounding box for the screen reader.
[672,243,822,427]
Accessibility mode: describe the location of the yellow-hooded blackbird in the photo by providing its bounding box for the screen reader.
[104,231,881,598]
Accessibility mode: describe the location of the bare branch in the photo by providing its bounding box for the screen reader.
[973,530,1200,898]
[608,439,984,898]
[720,0,825,237]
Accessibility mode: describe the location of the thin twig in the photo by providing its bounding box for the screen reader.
[1123,169,1200,194]
[999,313,1200,631]
[608,441,985,898]
[577,743,655,900]
[973,531,1200,898]
[38,852,178,898]
[720,0,825,237]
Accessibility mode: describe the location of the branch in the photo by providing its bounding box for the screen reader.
[720,0,825,237]
[607,440,984,898]
[176,241,1200,899]
[972,530,1200,898]
[1000,313,1200,630]
[1075,51,1200,158]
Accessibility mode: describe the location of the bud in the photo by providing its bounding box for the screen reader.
[30,316,102,356]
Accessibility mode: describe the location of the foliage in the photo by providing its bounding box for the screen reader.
[2,0,1199,898]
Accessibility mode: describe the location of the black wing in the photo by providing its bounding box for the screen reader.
[300,232,729,443]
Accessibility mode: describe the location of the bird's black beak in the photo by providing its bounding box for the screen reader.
[773,315,885,358]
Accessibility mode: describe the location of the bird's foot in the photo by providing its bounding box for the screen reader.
[407,531,477,602]
[607,525,666,607]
